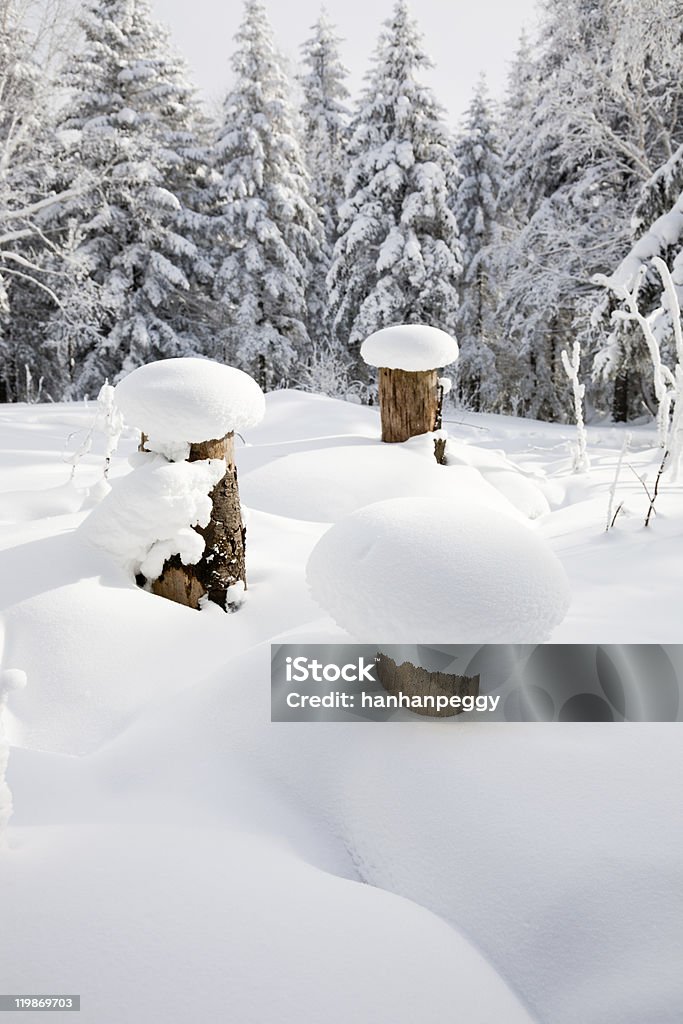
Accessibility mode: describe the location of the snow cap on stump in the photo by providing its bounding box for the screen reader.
[360,324,459,371]
[306,497,570,643]
[115,357,266,444]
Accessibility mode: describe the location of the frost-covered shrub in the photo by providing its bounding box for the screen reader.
[295,343,356,399]
[306,497,570,643]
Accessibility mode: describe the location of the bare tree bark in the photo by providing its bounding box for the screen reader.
[378,366,439,443]
[375,653,480,718]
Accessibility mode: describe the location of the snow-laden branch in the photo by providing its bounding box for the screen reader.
[603,191,683,296]
[0,186,88,257]
[0,185,84,228]
[655,255,683,365]
[572,110,654,181]
[0,266,64,308]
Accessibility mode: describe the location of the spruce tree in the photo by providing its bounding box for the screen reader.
[327,0,461,377]
[298,10,350,359]
[211,0,323,390]
[453,76,504,411]
[494,2,601,421]
[299,10,350,265]
[41,0,212,397]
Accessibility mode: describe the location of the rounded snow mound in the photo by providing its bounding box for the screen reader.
[360,324,458,371]
[115,358,265,444]
[241,444,520,523]
[306,497,570,643]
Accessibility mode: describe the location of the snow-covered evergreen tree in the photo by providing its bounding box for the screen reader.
[497,30,535,226]
[299,10,350,264]
[298,10,350,364]
[453,76,504,410]
[327,0,461,376]
[493,0,620,420]
[211,0,323,390]
[479,30,538,415]
[40,0,212,397]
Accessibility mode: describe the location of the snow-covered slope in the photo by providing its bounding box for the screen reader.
[1,392,682,1023]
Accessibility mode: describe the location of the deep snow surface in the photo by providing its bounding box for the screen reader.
[0,391,682,1024]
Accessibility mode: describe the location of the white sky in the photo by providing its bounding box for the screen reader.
[150,0,540,124]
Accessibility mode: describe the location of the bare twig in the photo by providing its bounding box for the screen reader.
[605,430,630,532]
[442,417,490,432]
[645,449,669,527]
[628,463,654,503]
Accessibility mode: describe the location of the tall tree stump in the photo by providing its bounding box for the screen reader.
[378,367,439,442]
[151,433,246,610]
[360,325,459,460]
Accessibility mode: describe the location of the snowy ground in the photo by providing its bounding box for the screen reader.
[0,391,682,1023]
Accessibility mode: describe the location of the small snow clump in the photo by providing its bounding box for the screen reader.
[114,358,265,448]
[306,497,570,643]
[361,324,459,371]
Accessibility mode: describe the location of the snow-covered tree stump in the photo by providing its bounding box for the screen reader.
[361,325,459,454]
[110,358,265,612]
[151,432,246,609]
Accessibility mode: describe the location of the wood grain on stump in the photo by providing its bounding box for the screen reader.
[378,366,439,443]
[151,432,246,612]
[375,653,480,718]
